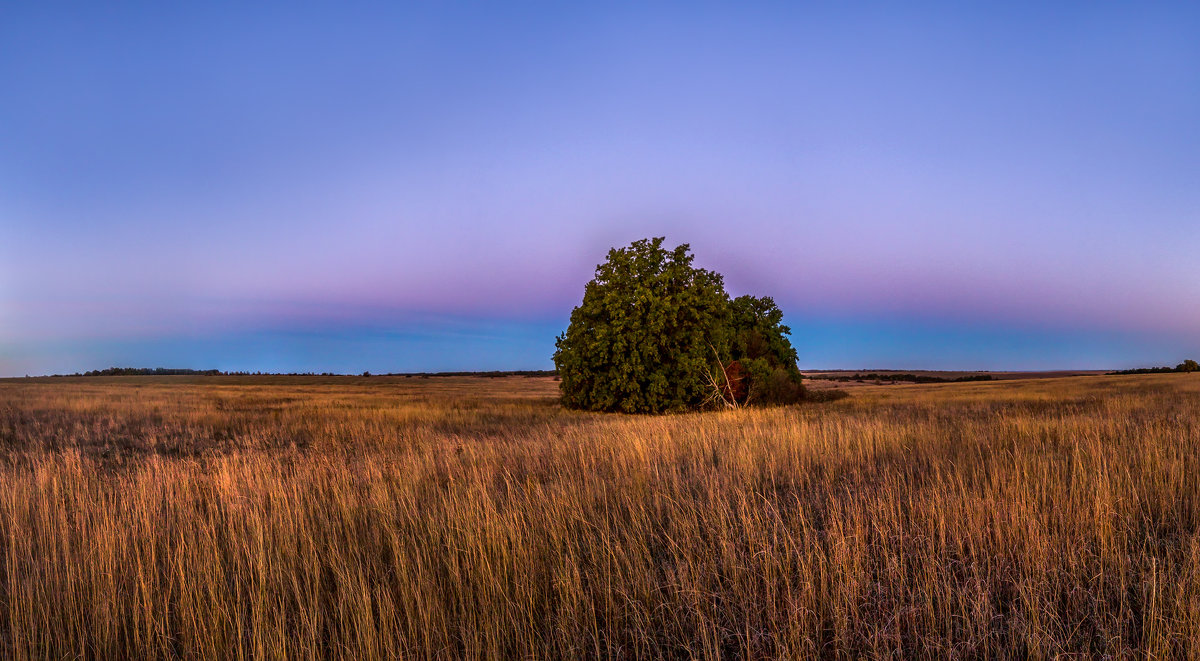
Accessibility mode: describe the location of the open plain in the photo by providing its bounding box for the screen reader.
[1,373,1198,659]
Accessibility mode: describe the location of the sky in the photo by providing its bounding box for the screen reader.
[2,2,1198,376]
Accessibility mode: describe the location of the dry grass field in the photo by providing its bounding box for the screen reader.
[1,373,1198,659]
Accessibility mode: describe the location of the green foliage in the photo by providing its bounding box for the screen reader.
[554,238,731,413]
[554,238,803,413]
[1178,359,1200,373]
[729,295,796,366]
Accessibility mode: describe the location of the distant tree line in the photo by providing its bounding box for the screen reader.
[822,372,995,384]
[1108,359,1199,375]
[376,370,558,378]
[53,368,315,377]
[77,367,224,377]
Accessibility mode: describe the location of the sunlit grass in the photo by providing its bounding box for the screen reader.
[1,374,1197,658]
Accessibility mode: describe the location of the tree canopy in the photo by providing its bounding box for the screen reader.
[554,238,804,413]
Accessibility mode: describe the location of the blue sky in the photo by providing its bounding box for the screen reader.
[2,3,1198,375]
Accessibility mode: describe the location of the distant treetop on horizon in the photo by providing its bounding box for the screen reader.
[1108,360,1198,376]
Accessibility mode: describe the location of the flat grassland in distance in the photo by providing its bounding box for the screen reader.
[802,369,1109,387]
[1,374,1198,659]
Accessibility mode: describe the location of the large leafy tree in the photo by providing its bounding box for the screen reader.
[554,238,731,413]
[555,238,803,413]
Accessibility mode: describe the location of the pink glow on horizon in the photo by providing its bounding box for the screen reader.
[1,3,1197,373]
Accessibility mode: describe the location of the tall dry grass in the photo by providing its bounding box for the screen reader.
[0,374,1198,658]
